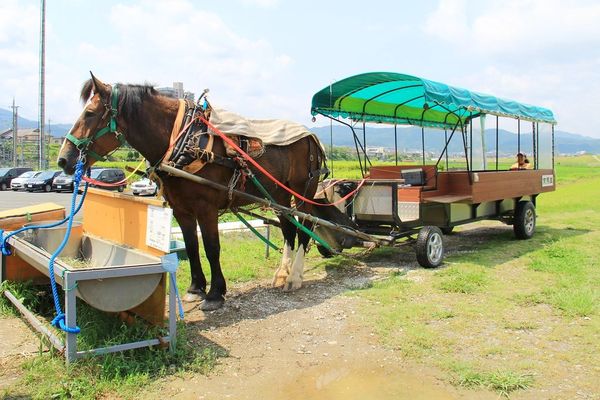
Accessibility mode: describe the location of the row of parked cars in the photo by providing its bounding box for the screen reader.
[0,167,158,196]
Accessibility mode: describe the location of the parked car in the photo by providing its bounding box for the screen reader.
[86,168,127,192]
[131,178,158,196]
[0,167,32,191]
[11,170,41,191]
[25,170,62,192]
[52,172,75,192]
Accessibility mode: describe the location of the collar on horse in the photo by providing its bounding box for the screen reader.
[65,84,127,162]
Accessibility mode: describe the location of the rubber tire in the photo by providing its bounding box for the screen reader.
[513,201,536,240]
[440,226,454,235]
[118,185,125,193]
[44,184,51,192]
[317,245,335,258]
[0,183,6,191]
[416,226,445,268]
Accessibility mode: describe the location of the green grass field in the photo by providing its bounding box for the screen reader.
[1,155,599,398]
[350,154,600,396]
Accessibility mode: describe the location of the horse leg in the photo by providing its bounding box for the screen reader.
[284,210,313,292]
[272,217,296,288]
[176,213,206,302]
[198,213,227,311]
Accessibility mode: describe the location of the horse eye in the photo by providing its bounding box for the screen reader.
[84,110,96,118]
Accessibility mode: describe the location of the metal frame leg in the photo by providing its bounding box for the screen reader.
[168,272,176,353]
[64,271,77,363]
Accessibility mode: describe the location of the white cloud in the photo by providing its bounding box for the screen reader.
[0,1,40,118]
[99,0,292,118]
[423,0,600,137]
[425,0,600,57]
[423,0,469,42]
[240,0,279,9]
[0,0,294,125]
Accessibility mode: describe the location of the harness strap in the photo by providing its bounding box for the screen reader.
[163,99,188,163]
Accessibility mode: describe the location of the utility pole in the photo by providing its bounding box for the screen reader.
[10,98,19,167]
[38,0,46,170]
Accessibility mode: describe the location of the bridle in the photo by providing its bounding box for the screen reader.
[65,84,127,162]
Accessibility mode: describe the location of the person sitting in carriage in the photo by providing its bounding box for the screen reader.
[510,153,532,170]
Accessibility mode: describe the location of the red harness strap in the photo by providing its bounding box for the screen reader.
[199,115,365,207]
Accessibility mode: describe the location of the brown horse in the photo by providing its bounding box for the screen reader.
[57,73,325,311]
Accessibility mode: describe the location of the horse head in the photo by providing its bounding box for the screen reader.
[57,72,126,175]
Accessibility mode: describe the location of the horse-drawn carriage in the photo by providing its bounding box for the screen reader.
[310,72,556,267]
[57,71,556,311]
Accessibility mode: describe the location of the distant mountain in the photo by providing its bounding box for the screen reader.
[311,125,600,155]
[2,107,599,154]
[0,108,71,137]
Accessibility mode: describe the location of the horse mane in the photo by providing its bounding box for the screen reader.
[80,79,164,121]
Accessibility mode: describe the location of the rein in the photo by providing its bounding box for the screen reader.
[65,85,126,162]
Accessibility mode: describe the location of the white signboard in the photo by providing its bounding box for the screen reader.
[541,174,554,187]
[146,205,173,252]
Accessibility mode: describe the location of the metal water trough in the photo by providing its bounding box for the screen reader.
[3,224,178,363]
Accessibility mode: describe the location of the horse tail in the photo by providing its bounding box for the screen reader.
[309,134,329,182]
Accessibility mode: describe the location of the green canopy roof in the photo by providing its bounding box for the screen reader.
[311,72,556,129]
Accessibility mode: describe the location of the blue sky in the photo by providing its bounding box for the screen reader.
[2,0,600,137]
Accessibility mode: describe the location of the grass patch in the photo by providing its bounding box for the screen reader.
[1,283,224,399]
[548,287,598,317]
[0,280,49,317]
[435,265,488,294]
[449,362,534,397]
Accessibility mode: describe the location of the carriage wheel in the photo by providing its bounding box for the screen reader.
[416,226,444,268]
[513,201,536,240]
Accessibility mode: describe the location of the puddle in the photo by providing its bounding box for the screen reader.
[270,364,460,400]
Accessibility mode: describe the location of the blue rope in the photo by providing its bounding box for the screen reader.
[0,161,90,334]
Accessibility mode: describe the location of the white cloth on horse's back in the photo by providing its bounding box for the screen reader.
[210,108,325,150]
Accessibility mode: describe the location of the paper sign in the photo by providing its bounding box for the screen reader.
[146,205,173,252]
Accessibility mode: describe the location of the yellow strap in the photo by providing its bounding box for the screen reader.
[163,99,187,162]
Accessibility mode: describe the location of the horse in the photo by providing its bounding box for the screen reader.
[57,73,326,311]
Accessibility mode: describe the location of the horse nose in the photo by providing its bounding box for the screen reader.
[57,157,67,169]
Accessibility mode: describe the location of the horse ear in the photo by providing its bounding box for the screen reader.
[89,71,110,98]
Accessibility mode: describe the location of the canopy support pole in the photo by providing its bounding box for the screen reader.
[444,129,449,171]
[420,108,429,166]
[394,124,398,166]
[495,116,499,171]
[517,118,521,154]
[435,118,462,169]
[532,122,537,169]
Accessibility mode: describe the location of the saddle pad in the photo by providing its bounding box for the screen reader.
[210,108,325,152]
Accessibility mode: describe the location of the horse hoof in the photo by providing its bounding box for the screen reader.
[272,275,288,288]
[283,280,302,292]
[199,298,225,311]
[183,292,205,303]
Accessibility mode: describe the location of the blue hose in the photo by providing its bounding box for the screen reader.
[1,161,89,334]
